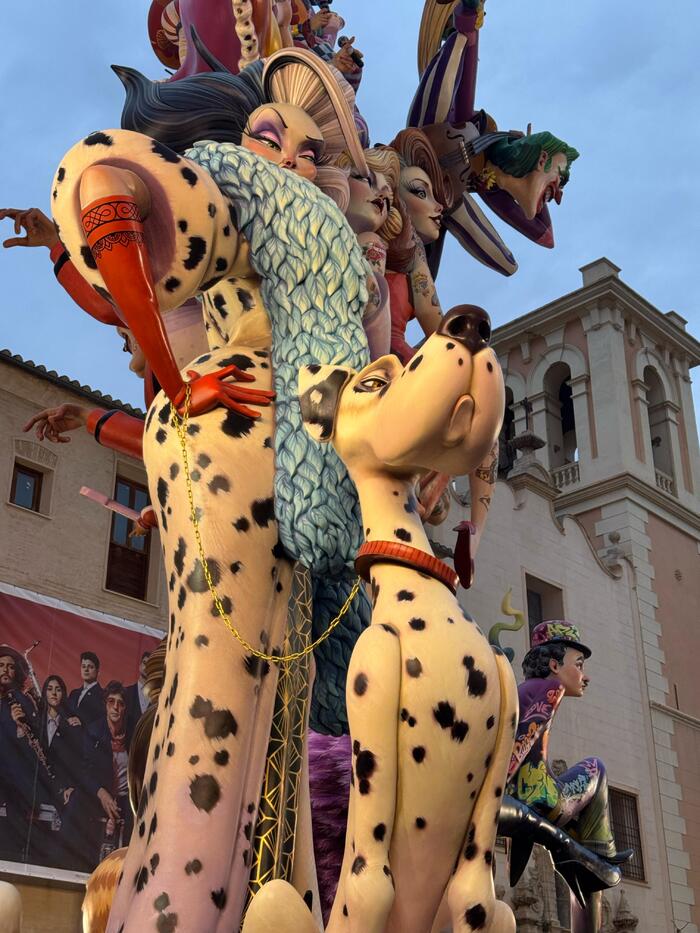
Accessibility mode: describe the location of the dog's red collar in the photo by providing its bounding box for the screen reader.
[355,540,459,595]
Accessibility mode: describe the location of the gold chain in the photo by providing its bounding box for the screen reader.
[169,389,360,665]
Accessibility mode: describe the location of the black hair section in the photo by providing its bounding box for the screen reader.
[81,650,100,670]
[113,56,266,154]
[522,642,568,679]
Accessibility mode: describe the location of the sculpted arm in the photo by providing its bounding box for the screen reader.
[409,235,443,339]
[52,130,272,417]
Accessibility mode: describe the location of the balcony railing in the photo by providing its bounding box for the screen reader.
[654,468,676,497]
[551,462,580,490]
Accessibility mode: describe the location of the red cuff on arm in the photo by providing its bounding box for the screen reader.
[86,409,144,461]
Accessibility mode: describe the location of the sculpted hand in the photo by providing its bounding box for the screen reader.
[1,207,60,249]
[174,365,275,419]
[23,403,89,443]
[97,788,120,821]
[63,787,75,805]
[333,38,362,74]
[10,703,26,724]
[310,10,331,30]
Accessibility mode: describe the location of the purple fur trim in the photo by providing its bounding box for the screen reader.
[309,730,352,924]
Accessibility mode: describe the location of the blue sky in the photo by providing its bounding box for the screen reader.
[2,0,700,423]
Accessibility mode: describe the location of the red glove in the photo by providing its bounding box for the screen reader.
[174,365,275,419]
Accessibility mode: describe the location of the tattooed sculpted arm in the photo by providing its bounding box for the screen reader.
[469,438,498,556]
[409,234,442,338]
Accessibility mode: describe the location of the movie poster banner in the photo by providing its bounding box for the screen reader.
[0,588,161,876]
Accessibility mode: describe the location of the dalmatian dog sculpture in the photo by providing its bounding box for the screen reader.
[242,305,518,933]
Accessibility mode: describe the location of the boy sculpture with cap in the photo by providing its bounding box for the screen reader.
[500,622,632,932]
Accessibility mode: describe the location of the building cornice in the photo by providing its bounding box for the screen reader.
[650,701,700,732]
[0,349,144,418]
[493,276,700,367]
[554,472,700,536]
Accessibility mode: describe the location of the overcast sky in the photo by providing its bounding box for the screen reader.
[2,0,699,424]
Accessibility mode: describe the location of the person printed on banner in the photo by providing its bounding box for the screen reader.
[30,675,84,868]
[0,645,40,862]
[125,651,152,736]
[67,651,105,726]
[83,681,134,864]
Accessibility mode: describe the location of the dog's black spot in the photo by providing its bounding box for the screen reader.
[236,288,255,311]
[208,475,230,495]
[251,497,275,527]
[185,859,202,875]
[57,166,66,182]
[354,673,368,696]
[415,817,426,829]
[394,528,412,542]
[80,246,97,270]
[219,352,255,371]
[165,276,181,292]
[222,409,256,439]
[195,634,208,648]
[243,654,270,680]
[463,656,488,697]
[215,257,227,272]
[373,823,386,842]
[135,866,149,891]
[465,904,487,929]
[187,558,220,591]
[157,478,169,508]
[464,843,478,860]
[408,354,423,371]
[84,131,113,147]
[356,750,376,781]
[151,139,180,163]
[184,236,207,270]
[381,623,399,636]
[412,746,426,763]
[180,166,198,187]
[233,516,250,532]
[214,749,229,767]
[211,888,226,910]
[150,853,160,875]
[409,617,426,631]
[351,855,366,875]
[486,715,495,730]
[452,720,469,742]
[406,658,422,677]
[178,219,188,233]
[189,774,221,812]
[434,701,455,729]
[155,428,167,444]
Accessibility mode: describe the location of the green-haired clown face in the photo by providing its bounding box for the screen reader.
[485,132,579,221]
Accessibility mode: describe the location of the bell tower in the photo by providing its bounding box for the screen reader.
[493,258,700,933]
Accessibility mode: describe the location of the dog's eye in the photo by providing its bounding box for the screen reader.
[356,376,388,393]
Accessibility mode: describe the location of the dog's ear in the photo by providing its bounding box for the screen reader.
[298,363,354,443]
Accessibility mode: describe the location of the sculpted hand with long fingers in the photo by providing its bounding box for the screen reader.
[175,365,275,419]
[0,206,59,249]
[23,403,89,443]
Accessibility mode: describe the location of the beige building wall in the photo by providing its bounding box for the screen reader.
[0,353,167,630]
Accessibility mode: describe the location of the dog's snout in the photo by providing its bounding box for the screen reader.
[437,305,492,354]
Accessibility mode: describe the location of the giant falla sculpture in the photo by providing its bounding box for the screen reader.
[2,2,631,932]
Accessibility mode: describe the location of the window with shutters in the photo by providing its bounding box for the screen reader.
[105,476,151,600]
